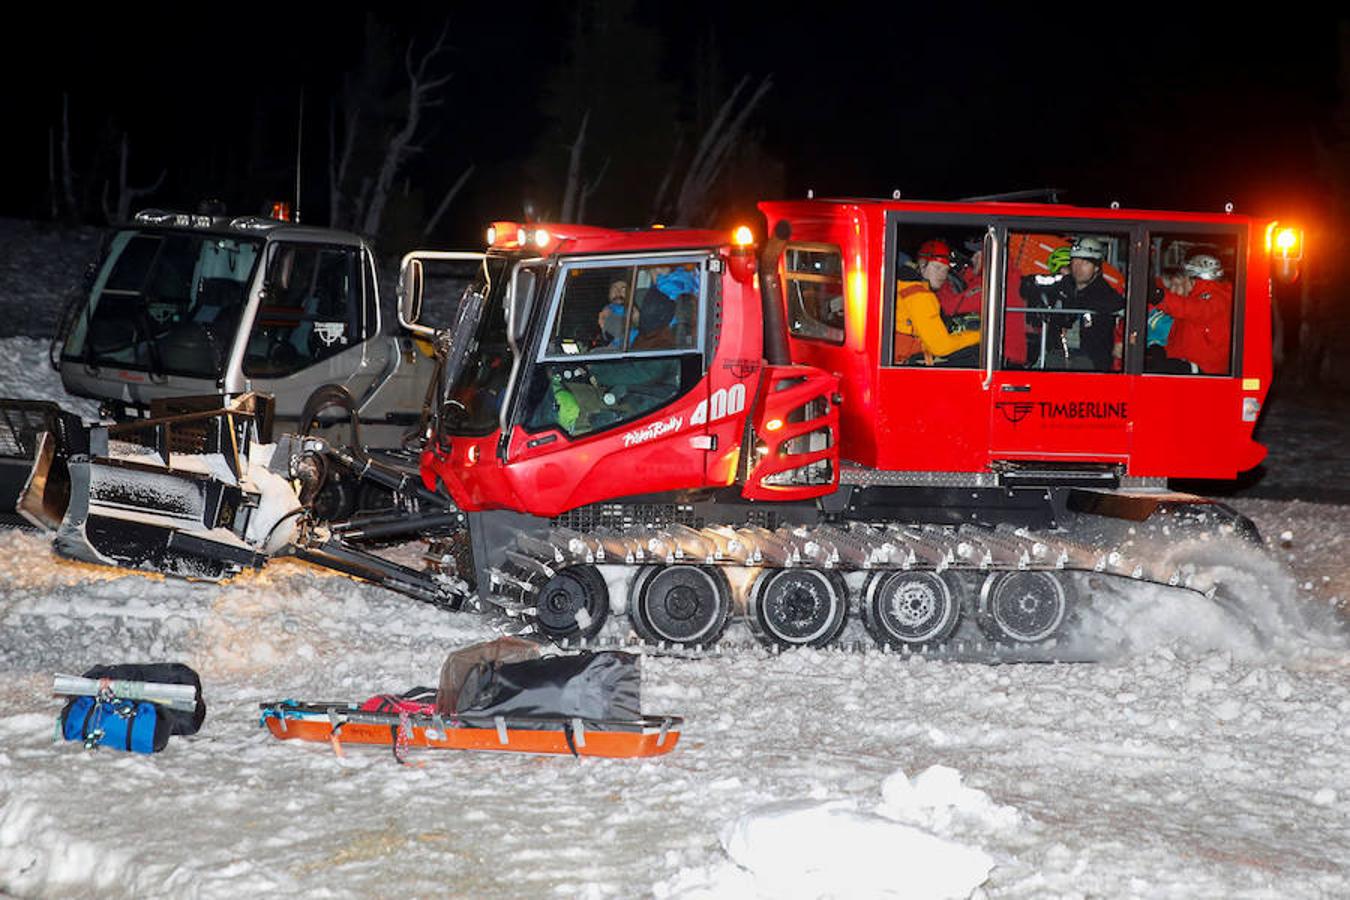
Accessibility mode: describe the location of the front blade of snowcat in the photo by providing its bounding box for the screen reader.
[54,453,267,579]
[27,394,276,580]
[0,399,82,523]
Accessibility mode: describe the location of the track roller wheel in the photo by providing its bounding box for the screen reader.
[977,571,1072,644]
[748,568,848,649]
[862,571,961,649]
[535,565,609,641]
[631,565,731,647]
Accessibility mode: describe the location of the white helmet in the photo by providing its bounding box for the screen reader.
[1069,237,1106,261]
[1184,253,1224,281]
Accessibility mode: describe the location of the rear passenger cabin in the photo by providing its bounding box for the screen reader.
[759,199,1271,485]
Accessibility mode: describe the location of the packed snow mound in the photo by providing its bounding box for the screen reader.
[720,797,993,900]
[877,765,1023,835]
[658,766,1005,899]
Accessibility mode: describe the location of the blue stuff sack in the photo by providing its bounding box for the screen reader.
[60,695,170,754]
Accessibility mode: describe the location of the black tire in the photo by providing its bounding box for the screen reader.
[977,571,1072,644]
[631,565,732,646]
[862,570,961,649]
[748,568,848,649]
[534,565,610,641]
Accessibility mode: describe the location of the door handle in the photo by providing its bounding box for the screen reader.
[1000,384,1031,393]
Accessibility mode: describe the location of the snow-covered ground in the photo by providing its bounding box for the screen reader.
[2,306,1350,893]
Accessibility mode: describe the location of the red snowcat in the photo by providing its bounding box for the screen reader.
[3,197,1305,660]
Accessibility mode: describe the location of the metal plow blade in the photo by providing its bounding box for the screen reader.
[0,400,82,525]
[8,394,278,581]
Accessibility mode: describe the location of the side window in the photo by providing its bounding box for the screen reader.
[785,245,845,344]
[1003,230,1128,372]
[1144,232,1237,376]
[244,244,363,377]
[891,224,986,367]
[523,258,704,439]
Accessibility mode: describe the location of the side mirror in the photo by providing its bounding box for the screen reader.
[397,250,485,337]
[398,257,426,333]
[508,267,537,347]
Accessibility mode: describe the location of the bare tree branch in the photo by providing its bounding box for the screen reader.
[101,132,166,223]
[672,74,772,226]
[47,128,59,219]
[649,135,686,223]
[359,25,451,236]
[60,93,77,221]
[578,156,609,224]
[422,164,475,239]
[560,110,590,223]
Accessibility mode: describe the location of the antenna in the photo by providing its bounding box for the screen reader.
[293,89,304,224]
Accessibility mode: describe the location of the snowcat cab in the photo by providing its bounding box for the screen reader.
[51,209,442,450]
[400,222,837,518]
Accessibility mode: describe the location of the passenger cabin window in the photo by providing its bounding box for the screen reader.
[1144,232,1237,376]
[891,225,986,368]
[523,258,704,440]
[1002,230,1128,373]
[244,244,364,377]
[785,245,845,344]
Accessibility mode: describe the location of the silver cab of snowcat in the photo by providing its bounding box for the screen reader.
[54,210,437,448]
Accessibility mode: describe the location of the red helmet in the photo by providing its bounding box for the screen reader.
[917,239,952,267]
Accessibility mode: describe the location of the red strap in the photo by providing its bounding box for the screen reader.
[359,694,437,716]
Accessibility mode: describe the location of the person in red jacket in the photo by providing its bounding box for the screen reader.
[1152,253,1232,374]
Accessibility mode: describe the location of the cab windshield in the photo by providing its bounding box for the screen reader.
[439,254,514,436]
[62,229,263,379]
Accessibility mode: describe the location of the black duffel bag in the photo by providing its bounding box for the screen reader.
[453,651,641,724]
[59,663,206,753]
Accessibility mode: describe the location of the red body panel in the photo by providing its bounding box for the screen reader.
[760,199,1272,481]
[742,365,841,500]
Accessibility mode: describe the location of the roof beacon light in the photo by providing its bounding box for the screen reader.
[1274,227,1302,259]
[1265,222,1303,259]
[485,225,498,246]
[516,227,528,247]
[1266,222,1305,284]
[733,225,755,247]
[533,228,551,249]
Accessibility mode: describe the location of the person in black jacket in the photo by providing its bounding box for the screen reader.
[1018,237,1123,370]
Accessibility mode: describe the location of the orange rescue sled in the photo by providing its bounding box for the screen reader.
[260,699,682,759]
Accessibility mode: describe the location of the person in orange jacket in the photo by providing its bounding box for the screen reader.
[895,239,981,365]
[1151,253,1232,374]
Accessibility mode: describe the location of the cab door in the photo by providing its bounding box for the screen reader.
[872,213,994,473]
[498,252,716,515]
[238,239,377,428]
[987,223,1136,469]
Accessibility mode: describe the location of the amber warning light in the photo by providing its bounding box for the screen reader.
[727,225,757,283]
[1266,222,1304,283]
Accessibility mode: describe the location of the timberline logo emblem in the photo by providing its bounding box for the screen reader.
[996,401,1035,425]
[997,400,1129,426]
[722,358,761,379]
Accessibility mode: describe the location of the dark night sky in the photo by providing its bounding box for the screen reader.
[1,3,1344,248]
